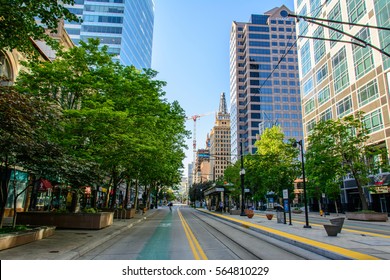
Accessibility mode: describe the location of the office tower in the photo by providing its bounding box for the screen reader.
[230,6,303,159]
[210,92,231,181]
[64,0,154,68]
[295,0,390,211]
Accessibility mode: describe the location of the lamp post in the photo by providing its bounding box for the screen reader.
[293,140,311,228]
[240,141,246,216]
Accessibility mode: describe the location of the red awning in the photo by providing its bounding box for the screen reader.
[38,178,52,192]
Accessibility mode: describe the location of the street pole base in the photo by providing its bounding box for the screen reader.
[240,212,246,216]
[303,225,312,228]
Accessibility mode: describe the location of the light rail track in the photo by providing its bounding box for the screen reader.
[184,208,328,260]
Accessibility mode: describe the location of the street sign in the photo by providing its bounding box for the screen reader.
[283,199,289,212]
[244,188,250,193]
[283,189,288,199]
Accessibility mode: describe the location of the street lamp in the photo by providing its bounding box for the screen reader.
[240,141,246,216]
[293,140,311,228]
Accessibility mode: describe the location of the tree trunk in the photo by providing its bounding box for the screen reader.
[0,157,11,229]
[12,168,17,228]
[134,179,139,211]
[318,198,322,214]
[109,168,119,209]
[352,169,369,211]
[334,201,339,216]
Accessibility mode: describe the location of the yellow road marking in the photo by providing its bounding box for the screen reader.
[254,213,390,238]
[178,208,208,260]
[199,210,379,260]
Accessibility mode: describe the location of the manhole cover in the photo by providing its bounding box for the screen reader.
[49,250,59,253]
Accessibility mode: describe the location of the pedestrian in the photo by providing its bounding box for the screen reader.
[168,201,173,211]
[219,201,224,212]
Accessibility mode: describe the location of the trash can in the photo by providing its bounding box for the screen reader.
[277,211,285,223]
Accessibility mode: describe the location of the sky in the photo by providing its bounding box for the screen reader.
[151,0,295,176]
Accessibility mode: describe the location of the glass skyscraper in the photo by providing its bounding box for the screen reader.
[229,6,303,158]
[64,0,155,69]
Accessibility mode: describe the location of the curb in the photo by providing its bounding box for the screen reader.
[63,211,157,260]
[196,209,375,260]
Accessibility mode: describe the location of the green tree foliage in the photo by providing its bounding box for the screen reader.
[13,39,189,209]
[0,86,61,227]
[222,161,241,200]
[305,112,387,211]
[222,127,300,206]
[252,126,300,201]
[0,0,80,57]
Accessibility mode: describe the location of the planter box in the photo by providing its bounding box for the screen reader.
[16,212,113,230]
[323,224,339,236]
[346,212,388,222]
[0,226,55,251]
[292,209,303,214]
[114,209,135,219]
[229,209,241,215]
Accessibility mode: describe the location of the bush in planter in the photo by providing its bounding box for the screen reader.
[82,207,98,214]
[292,207,303,213]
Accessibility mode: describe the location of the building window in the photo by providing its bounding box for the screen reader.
[306,118,316,135]
[353,28,374,79]
[328,2,343,48]
[310,0,322,17]
[364,109,383,133]
[347,0,366,23]
[316,63,328,84]
[304,98,315,115]
[317,86,330,105]
[358,79,379,107]
[375,0,390,70]
[298,5,308,36]
[332,47,349,94]
[313,27,326,63]
[303,77,314,96]
[320,108,332,122]
[301,40,312,77]
[336,95,353,118]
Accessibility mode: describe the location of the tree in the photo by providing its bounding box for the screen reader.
[305,112,386,211]
[14,39,189,211]
[223,161,241,203]
[0,86,61,227]
[253,126,300,202]
[0,0,80,57]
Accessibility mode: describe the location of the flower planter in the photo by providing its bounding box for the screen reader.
[346,212,388,222]
[0,226,55,251]
[292,209,303,214]
[266,214,274,220]
[323,224,339,236]
[114,208,135,219]
[246,210,254,219]
[229,209,241,215]
[17,212,113,230]
[330,217,345,233]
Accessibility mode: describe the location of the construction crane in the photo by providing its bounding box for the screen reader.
[186,112,214,168]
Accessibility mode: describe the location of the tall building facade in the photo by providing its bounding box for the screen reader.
[64,0,154,68]
[210,92,232,181]
[230,6,303,159]
[296,0,390,211]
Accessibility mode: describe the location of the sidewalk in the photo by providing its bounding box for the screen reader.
[199,209,390,260]
[0,208,389,260]
[0,209,158,260]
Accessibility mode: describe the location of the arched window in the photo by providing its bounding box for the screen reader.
[0,52,13,86]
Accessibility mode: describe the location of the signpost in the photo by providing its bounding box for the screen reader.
[283,189,292,225]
